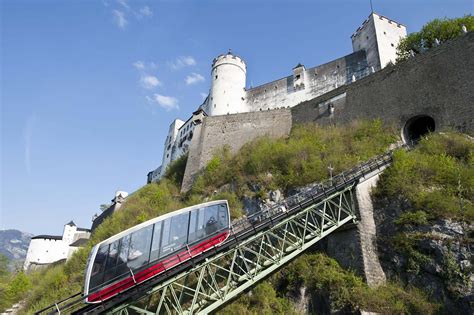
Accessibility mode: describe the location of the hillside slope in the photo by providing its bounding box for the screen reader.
[3,121,472,314]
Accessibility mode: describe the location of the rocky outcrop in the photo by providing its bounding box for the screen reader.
[373,196,474,314]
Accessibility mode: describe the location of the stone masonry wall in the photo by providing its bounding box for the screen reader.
[292,32,474,134]
[325,171,386,287]
[181,109,292,192]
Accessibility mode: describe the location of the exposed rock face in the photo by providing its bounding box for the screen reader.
[0,229,32,270]
[373,197,474,314]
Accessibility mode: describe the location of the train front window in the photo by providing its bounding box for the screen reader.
[203,205,220,236]
[90,244,109,290]
[218,204,229,228]
[127,225,153,271]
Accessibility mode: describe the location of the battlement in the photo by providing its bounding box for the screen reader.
[351,12,405,39]
[212,52,246,72]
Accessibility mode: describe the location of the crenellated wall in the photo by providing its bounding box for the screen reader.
[292,32,474,134]
[181,33,474,194]
[244,51,369,112]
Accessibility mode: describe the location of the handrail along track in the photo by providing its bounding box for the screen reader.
[36,146,403,314]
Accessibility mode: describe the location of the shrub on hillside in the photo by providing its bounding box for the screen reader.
[375,132,474,222]
[191,120,397,197]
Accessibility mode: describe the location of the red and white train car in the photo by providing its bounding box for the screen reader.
[83,200,230,303]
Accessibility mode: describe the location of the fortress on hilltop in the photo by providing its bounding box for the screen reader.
[147,12,407,183]
[23,221,91,271]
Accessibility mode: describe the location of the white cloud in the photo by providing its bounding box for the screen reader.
[116,0,129,10]
[185,72,205,85]
[139,6,153,17]
[133,61,158,71]
[140,75,161,89]
[113,10,128,29]
[148,94,179,111]
[169,56,196,70]
[133,61,145,70]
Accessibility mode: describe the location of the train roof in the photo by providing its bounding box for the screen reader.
[95,200,228,247]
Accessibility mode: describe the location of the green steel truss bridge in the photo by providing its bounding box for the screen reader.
[37,148,401,315]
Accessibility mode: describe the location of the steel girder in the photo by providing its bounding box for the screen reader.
[108,184,357,315]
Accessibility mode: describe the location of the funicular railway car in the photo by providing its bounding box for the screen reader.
[83,200,230,303]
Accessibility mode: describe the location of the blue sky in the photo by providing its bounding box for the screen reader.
[1,0,472,235]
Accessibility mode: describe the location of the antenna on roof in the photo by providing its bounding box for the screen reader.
[369,0,374,13]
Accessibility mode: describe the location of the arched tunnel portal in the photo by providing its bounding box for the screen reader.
[402,115,436,144]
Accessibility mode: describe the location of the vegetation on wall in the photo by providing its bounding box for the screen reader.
[374,132,474,300]
[375,132,474,222]
[396,15,474,62]
[190,120,397,198]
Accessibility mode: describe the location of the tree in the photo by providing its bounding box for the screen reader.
[396,15,474,62]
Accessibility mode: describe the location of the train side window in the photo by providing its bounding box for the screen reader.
[103,240,120,283]
[114,235,131,279]
[105,240,119,269]
[127,225,153,271]
[188,209,203,244]
[168,213,189,252]
[160,218,172,258]
[90,244,109,290]
[150,221,162,262]
[118,235,131,265]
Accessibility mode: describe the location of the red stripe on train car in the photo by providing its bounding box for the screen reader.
[87,231,229,303]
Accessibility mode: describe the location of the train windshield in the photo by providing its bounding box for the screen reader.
[88,201,229,292]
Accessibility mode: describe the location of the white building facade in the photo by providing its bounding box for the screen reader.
[147,12,407,183]
[23,221,91,271]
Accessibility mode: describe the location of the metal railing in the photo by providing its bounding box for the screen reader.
[36,145,404,314]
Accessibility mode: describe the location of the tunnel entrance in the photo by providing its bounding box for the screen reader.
[403,115,436,144]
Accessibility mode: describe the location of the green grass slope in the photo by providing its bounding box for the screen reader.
[0,120,446,313]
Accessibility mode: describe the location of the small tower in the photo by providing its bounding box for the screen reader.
[62,221,77,245]
[292,63,306,90]
[351,12,407,71]
[208,50,247,116]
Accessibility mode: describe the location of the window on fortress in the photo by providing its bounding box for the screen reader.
[391,43,394,47]
[295,75,301,80]
[215,75,218,79]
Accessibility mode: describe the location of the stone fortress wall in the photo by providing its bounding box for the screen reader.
[181,109,292,191]
[181,31,474,192]
[244,51,369,112]
[150,12,407,182]
[291,31,474,134]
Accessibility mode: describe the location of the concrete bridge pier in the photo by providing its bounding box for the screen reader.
[326,171,386,287]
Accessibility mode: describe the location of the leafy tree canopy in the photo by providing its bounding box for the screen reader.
[396,15,473,62]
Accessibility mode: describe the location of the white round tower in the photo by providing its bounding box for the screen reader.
[208,51,247,116]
